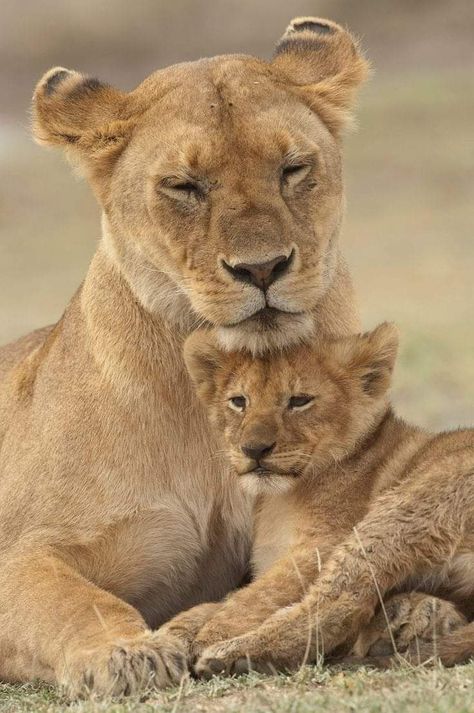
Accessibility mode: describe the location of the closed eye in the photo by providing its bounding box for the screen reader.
[159,177,205,202]
[281,163,312,189]
[288,394,315,411]
[173,181,199,193]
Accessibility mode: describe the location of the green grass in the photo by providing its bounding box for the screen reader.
[1,664,473,713]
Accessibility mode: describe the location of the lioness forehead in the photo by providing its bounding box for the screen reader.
[134,56,279,113]
[130,55,330,146]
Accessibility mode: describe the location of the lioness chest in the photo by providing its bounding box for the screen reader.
[0,314,253,629]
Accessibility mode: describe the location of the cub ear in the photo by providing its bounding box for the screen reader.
[183,331,226,403]
[272,17,370,136]
[333,322,399,397]
[32,67,135,178]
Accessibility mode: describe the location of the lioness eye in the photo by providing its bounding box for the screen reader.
[281,163,311,187]
[159,177,204,202]
[228,396,246,413]
[173,181,199,195]
[288,394,314,411]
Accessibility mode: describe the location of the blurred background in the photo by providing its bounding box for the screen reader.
[1,0,473,429]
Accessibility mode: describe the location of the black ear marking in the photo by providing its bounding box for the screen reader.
[293,20,334,35]
[274,38,324,57]
[79,77,104,92]
[44,69,71,96]
[68,77,106,99]
[361,367,383,395]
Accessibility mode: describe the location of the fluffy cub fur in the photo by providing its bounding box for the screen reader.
[161,324,474,676]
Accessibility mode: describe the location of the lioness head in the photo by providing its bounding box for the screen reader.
[32,18,368,352]
[184,323,398,493]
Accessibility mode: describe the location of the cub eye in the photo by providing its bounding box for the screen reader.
[228,396,247,413]
[288,394,314,411]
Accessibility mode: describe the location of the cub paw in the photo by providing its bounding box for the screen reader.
[62,631,188,697]
[353,592,467,658]
[194,636,274,680]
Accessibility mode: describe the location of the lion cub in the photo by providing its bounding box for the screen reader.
[166,322,474,675]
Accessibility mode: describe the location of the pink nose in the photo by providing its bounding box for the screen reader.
[223,253,293,291]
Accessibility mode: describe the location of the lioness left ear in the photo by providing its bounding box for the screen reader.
[183,331,225,403]
[333,322,399,397]
[272,17,370,137]
[32,67,135,180]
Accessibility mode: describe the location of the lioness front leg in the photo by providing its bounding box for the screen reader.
[195,462,471,676]
[0,546,186,696]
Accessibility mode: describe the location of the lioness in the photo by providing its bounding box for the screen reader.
[165,323,474,675]
[0,18,372,695]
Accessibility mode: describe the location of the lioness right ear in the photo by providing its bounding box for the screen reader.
[32,67,135,180]
[183,331,225,403]
[272,17,370,136]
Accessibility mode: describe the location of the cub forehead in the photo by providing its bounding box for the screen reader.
[220,351,298,396]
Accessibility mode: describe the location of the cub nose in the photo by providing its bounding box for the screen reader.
[223,252,293,291]
[241,442,276,461]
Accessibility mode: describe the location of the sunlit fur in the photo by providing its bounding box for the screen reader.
[0,17,369,696]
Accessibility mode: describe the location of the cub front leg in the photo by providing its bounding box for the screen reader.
[195,463,471,676]
[0,546,187,696]
[192,542,326,658]
[157,602,223,663]
[352,592,467,658]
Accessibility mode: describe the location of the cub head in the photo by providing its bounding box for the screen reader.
[184,323,398,494]
[33,18,368,352]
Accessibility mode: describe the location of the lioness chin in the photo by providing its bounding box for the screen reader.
[0,18,373,697]
[160,323,474,676]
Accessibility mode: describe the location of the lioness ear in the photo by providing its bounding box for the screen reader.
[333,322,399,397]
[272,17,370,136]
[183,331,225,403]
[32,67,135,179]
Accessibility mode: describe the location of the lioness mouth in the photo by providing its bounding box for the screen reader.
[222,306,305,330]
[242,306,304,328]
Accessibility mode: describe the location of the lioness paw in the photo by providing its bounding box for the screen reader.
[62,632,188,697]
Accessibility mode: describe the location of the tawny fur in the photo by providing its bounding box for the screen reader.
[173,324,474,677]
[0,19,367,696]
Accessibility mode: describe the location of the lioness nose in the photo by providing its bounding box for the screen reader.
[223,252,293,291]
[241,442,276,461]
